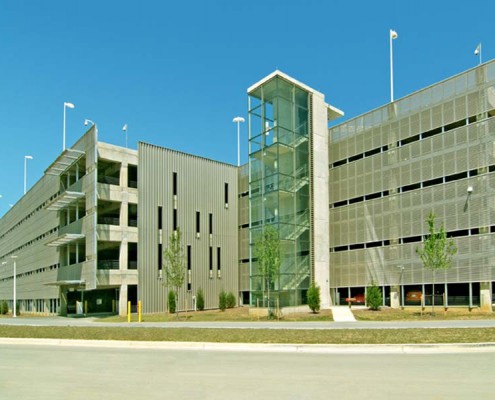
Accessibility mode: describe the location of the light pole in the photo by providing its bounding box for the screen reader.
[390,29,398,102]
[233,117,245,167]
[63,102,75,150]
[122,124,128,148]
[11,255,17,318]
[24,155,33,195]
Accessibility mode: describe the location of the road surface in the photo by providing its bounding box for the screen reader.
[0,343,492,399]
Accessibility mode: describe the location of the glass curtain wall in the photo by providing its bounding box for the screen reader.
[248,76,311,307]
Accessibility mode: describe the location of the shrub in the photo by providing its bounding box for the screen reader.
[366,282,383,311]
[168,290,176,314]
[196,288,205,311]
[219,290,227,311]
[0,301,8,315]
[226,292,236,309]
[307,284,321,313]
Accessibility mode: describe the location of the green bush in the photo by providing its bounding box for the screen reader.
[226,292,236,309]
[196,288,205,311]
[219,290,227,311]
[168,290,176,314]
[307,284,321,313]
[366,282,383,311]
[0,301,8,315]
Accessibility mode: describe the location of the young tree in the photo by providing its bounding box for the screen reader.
[253,225,281,310]
[163,228,186,318]
[196,287,205,311]
[416,212,457,314]
[366,282,383,311]
[307,283,321,313]
[168,290,176,314]
[219,290,227,311]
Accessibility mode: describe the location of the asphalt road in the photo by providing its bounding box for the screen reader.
[1,316,495,329]
[0,343,493,399]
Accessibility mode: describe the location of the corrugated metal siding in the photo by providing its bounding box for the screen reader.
[0,174,60,300]
[328,61,495,289]
[138,143,238,312]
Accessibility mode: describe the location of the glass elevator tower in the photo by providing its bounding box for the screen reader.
[248,75,311,307]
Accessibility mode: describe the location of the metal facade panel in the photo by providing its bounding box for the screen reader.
[328,61,495,290]
[138,143,238,313]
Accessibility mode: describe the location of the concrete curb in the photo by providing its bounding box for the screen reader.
[1,337,495,354]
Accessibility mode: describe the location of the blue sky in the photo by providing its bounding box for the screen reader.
[0,0,493,216]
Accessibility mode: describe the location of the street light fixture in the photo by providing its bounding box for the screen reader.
[11,255,17,318]
[232,117,245,167]
[24,155,33,195]
[84,119,95,127]
[63,102,75,150]
[122,124,128,148]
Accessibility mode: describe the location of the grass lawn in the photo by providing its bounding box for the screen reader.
[96,307,334,323]
[1,307,495,344]
[1,325,495,344]
[353,307,495,321]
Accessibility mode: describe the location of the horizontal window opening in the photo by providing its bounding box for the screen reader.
[445,172,467,182]
[400,134,420,146]
[423,177,444,188]
[333,200,348,208]
[402,183,421,193]
[332,159,346,168]
[422,127,442,139]
[444,119,466,132]
[364,148,381,157]
[402,235,422,244]
[348,153,363,163]
[349,196,364,204]
[365,192,382,200]
[449,229,469,238]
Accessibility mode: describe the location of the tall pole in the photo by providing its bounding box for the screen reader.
[11,256,17,318]
[233,117,245,167]
[63,102,75,150]
[122,124,128,149]
[390,29,398,102]
[475,43,482,65]
[24,155,33,195]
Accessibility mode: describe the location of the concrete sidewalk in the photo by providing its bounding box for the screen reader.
[1,337,495,354]
[330,306,356,322]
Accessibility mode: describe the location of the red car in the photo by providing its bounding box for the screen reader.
[354,294,365,304]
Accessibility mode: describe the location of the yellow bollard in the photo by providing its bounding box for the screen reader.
[138,300,142,323]
[84,301,88,315]
[127,300,131,323]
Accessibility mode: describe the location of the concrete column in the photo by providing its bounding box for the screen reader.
[311,92,331,308]
[390,285,400,309]
[59,287,68,316]
[120,160,129,271]
[119,284,128,316]
[480,282,492,313]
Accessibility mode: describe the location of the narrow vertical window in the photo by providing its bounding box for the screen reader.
[196,211,200,236]
[217,247,221,273]
[158,243,162,270]
[187,245,192,291]
[158,206,162,230]
[209,213,213,235]
[224,182,229,205]
[173,209,178,231]
[173,172,177,196]
[209,246,213,278]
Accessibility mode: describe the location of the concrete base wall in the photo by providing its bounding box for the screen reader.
[480,282,492,313]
